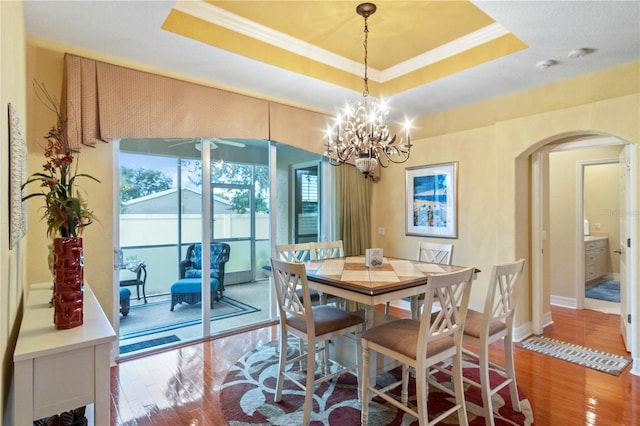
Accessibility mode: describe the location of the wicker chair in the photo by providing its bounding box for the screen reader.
[179,243,230,300]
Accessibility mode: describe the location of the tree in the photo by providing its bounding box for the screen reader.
[120,167,173,205]
[181,159,269,213]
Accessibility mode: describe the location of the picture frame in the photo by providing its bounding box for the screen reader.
[406,162,458,238]
[8,103,28,249]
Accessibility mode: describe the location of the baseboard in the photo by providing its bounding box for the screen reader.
[550,295,577,309]
[631,357,640,377]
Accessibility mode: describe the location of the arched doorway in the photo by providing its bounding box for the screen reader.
[529,133,637,370]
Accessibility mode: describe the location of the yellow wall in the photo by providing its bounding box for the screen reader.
[25,43,116,329]
[371,62,639,332]
[1,1,27,424]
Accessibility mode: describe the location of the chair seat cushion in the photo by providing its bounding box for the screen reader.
[463,309,506,339]
[286,305,364,336]
[362,319,455,360]
[119,288,131,301]
[171,278,220,294]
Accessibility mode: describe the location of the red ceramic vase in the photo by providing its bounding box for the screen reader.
[53,237,84,329]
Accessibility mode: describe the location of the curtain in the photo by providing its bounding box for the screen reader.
[336,164,371,256]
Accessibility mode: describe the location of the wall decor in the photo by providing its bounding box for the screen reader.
[406,162,458,238]
[9,103,28,249]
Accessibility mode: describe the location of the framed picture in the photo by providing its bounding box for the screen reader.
[8,103,28,249]
[406,162,458,238]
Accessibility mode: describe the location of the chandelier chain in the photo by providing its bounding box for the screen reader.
[363,16,369,98]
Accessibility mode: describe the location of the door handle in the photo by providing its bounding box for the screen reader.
[613,249,622,254]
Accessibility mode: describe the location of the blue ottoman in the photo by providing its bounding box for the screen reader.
[170,278,220,311]
[120,288,131,316]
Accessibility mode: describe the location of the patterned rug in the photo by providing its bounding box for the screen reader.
[585,280,620,303]
[220,341,534,425]
[517,336,631,376]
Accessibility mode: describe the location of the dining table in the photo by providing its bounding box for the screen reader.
[302,255,478,378]
[304,255,477,327]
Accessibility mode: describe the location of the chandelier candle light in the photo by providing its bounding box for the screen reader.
[324,2,412,178]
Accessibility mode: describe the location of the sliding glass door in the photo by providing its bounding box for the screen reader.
[117,138,273,355]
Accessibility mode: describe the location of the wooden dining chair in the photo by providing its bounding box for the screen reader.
[310,240,344,260]
[276,242,338,306]
[275,243,313,263]
[270,258,365,425]
[361,267,474,426]
[461,259,526,426]
[385,241,454,318]
[310,240,345,307]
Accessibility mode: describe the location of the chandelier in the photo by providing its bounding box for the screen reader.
[324,2,412,178]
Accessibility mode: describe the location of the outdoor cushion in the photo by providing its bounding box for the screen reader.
[120,288,131,316]
[170,278,220,311]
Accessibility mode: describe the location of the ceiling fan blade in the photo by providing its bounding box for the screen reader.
[167,138,197,148]
[166,138,244,149]
[210,138,246,148]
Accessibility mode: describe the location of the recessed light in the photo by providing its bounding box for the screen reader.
[536,59,558,69]
[568,48,594,58]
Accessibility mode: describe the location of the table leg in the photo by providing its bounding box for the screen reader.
[363,304,375,329]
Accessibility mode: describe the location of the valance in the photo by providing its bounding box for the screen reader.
[62,53,331,153]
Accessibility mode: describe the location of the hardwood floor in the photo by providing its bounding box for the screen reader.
[110,306,638,425]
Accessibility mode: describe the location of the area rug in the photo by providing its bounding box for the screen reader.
[119,334,181,354]
[585,280,620,303]
[517,336,631,376]
[120,296,260,340]
[220,341,534,425]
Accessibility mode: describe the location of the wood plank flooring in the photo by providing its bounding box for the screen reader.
[110,306,638,425]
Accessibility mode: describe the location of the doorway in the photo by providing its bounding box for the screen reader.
[532,135,637,357]
[292,162,320,244]
[581,161,621,315]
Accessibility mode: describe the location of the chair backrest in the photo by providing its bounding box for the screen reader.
[311,240,344,260]
[416,241,454,265]
[189,243,231,267]
[270,257,314,331]
[482,259,526,332]
[418,267,474,356]
[276,243,313,263]
[180,242,231,279]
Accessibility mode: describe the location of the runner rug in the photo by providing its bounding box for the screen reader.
[517,335,631,376]
[220,341,534,425]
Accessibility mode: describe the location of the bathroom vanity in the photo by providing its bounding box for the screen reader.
[585,236,608,282]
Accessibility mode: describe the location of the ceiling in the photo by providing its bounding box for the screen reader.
[23,1,640,123]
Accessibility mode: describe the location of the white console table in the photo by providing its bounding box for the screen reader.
[14,282,116,425]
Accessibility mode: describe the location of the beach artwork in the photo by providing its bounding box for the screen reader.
[406,163,457,238]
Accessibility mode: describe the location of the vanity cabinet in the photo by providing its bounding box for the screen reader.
[585,238,608,282]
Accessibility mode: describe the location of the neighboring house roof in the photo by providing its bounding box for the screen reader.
[122,187,233,214]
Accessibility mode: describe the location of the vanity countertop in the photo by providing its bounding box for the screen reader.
[584,235,608,242]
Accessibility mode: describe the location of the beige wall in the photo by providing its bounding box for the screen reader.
[549,146,623,300]
[371,63,639,334]
[1,1,27,424]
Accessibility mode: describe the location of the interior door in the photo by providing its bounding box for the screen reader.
[293,163,320,243]
[619,145,635,351]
